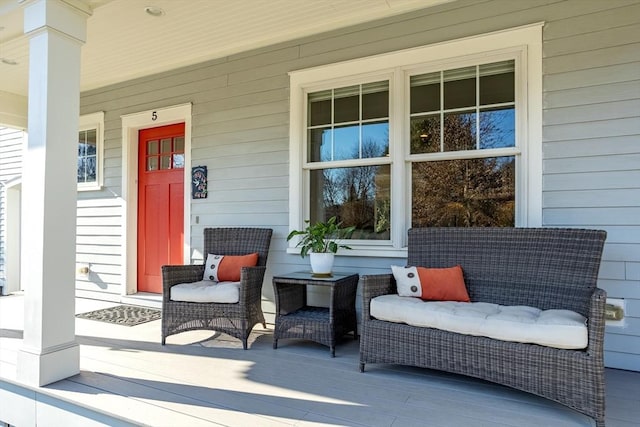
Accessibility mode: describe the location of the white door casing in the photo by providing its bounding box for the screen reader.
[121,103,192,295]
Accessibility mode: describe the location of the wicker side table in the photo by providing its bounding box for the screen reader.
[272,271,359,357]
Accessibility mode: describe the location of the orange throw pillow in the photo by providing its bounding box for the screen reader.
[203,253,259,282]
[416,265,470,302]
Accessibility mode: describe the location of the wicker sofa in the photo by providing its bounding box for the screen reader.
[360,227,607,427]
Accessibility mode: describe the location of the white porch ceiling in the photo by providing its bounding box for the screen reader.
[0,0,453,99]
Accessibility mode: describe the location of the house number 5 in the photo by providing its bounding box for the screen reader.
[151,111,158,121]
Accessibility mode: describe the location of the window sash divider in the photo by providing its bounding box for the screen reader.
[408,146,520,162]
[307,116,390,130]
[304,157,392,170]
[410,101,515,118]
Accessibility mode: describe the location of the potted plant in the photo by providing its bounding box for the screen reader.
[287,216,356,275]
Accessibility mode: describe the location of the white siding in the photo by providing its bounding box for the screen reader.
[75,198,123,301]
[541,0,640,371]
[0,126,23,292]
[78,0,640,368]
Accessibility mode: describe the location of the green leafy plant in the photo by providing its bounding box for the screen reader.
[287,216,356,258]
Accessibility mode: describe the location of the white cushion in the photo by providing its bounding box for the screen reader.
[170,280,240,303]
[370,294,587,350]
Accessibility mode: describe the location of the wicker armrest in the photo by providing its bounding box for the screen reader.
[361,273,395,320]
[238,265,267,304]
[161,264,206,298]
[587,288,607,356]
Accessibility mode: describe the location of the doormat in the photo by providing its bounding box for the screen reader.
[76,305,161,327]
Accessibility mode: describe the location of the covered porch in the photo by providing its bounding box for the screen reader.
[1,0,639,425]
[0,294,638,426]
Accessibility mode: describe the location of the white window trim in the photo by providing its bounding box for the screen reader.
[289,23,543,257]
[77,111,104,191]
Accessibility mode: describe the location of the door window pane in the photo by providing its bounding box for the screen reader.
[147,157,158,171]
[174,136,185,153]
[172,136,185,169]
[160,138,171,153]
[310,164,391,240]
[412,156,515,227]
[146,135,185,171]
[147,140,158,155]
[160,155,171,170]
[173,154,185,169]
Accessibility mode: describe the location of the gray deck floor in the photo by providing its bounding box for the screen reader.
[1,294,639,426]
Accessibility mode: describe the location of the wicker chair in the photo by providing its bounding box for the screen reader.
[161,227,273,349]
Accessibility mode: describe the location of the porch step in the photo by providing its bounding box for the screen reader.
[120,292,162,309]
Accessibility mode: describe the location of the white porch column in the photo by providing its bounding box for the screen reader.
[17,0,91,387]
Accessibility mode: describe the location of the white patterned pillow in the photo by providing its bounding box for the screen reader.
[391,265,421,297]
[203,253,224,282]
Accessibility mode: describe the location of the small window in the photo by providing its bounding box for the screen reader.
[77,112,104,191]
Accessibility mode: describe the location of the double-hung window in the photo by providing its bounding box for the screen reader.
[409,61,517,228]
[289,25,542,256]
[306,81,391,241]
[77,111,104,191]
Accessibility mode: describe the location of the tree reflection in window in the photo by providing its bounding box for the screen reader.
[307,80,391,240]
[409,67,516,228]
[310,142,391,240]
[77,128,97,184]
[412,156,515,227]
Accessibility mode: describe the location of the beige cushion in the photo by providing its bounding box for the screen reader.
[370,294,588,350]
[170,280,240,303]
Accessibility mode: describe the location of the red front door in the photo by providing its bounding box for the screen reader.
[137,123,185,293]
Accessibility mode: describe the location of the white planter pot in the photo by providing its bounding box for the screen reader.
[309,252,335,275]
